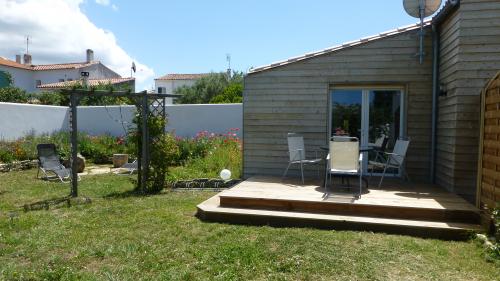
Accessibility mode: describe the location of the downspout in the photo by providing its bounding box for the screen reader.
[430,23,440,183]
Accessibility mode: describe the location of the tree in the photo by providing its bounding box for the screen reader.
[174,71,244,104]
[0,71,13,88]
[210,83,243,103]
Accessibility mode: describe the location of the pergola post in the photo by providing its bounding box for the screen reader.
[140,94,149,193]
[69,92,79,197]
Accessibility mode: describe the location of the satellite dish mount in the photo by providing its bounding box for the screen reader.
[403,0,442,64]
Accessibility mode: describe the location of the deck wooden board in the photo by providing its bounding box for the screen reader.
[197,194,482,240]
[220,176,478,212]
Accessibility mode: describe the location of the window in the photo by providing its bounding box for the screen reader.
[157,87,163,93]
[67,78,73,81]
[59,79,64,82]
[36,80,41,86]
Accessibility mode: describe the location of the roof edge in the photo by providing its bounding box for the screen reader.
[431,0,460,26]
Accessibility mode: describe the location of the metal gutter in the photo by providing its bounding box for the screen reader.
[430,0,460,183]
[430,24,440,183]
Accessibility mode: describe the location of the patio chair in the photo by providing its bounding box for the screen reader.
[369,138,410,187]
[36,143,73,183]
[324,136,363,198]
[116,159,138,175]
[369,134,389,152]
[282,133,322,184]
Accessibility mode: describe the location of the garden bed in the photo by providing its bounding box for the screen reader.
[169,178,241,191]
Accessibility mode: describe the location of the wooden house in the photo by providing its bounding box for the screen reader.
[197,0,499,238]
[242,0,500,203]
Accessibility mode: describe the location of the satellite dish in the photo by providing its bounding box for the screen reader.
[403,0,442,18]
[402,0,441,64]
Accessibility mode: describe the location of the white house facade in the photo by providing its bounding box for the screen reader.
[0,49,130,92]
[154,73,207,104]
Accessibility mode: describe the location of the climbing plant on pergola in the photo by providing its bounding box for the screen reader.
[61,88,178,197]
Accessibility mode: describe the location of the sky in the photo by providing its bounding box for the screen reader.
[0,0,442,91]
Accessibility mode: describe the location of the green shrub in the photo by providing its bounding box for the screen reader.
[36,92,65,105]
[491,206,500,260]
[0,87,30,103]
[0,131,131,165]
[0,143,15,163]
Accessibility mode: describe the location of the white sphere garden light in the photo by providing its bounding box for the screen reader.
[220,169,231,181]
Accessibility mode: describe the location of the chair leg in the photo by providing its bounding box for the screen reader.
[378,165,388,188]
[282,162,292,180]
[403,168,410,182]
[300,162,304,184]
[324,171,329,190]
[359,173,362,199]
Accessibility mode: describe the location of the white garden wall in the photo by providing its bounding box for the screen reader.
[0,102,242,140]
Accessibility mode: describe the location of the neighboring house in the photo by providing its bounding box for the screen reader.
[0,49,132,92]
[243,0,500,202]
[154,73,208,103]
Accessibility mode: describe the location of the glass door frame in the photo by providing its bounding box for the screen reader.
[328,85,407,174]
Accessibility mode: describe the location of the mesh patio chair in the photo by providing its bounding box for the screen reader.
[36,143,74,183]
[324,136,363,198]
[116,159,138,175]
[369,138,410,187]
[369,134,389,152]
[282,133,322,184]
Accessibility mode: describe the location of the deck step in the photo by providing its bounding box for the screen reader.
[219,195,481,224]
[198,195,482,240]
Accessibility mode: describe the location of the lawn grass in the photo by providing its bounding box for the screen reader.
[0,170,499,281]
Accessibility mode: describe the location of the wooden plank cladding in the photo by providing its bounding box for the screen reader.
[477,71,500,212]
[436,0,500,199]
[243,27,433,180]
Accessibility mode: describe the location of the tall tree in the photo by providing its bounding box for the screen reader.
[174,71,243,104]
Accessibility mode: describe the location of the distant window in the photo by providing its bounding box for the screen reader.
[157,87,163,93]
[67,78,73,81]
[59,79,64,82]
[36,80,41,86]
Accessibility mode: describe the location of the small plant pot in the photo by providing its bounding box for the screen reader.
[113,154,129,168]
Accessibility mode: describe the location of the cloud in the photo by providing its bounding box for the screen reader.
[95,0,118,11]
[0,0,153,90]
[95,0,110,5]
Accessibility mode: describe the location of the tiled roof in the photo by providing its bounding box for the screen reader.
[248,20,432,74]
[37,77,134,89]
[32,61,98,70]
[0,57,99,71]
[0,57,32,70]
[155,73,209,81]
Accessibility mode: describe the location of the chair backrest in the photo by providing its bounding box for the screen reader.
[37,143,61,168]
[389,139,410,166]
[287,133,305,161]
[329,137,359,171]
[373,135,385,147]
[374,134,389,152]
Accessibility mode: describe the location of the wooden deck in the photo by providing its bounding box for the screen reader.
[197,176,482,240]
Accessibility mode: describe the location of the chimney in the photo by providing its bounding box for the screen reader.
[86,49,94,63]
[15,55,21,64]
[23,54,32,65]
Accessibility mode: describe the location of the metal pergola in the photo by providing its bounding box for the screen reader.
[61,89,178,197]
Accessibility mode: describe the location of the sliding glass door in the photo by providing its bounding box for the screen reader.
[330,87,405,173]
